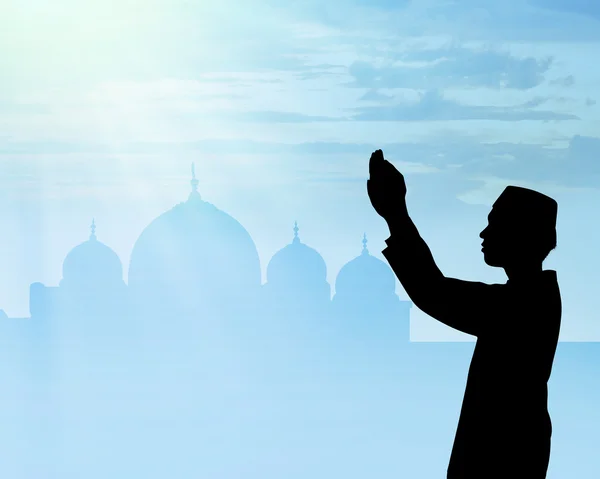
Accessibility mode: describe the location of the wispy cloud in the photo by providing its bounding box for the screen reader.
[550,75,576,87]
[347,47,554,90]
[235,111,346,123]
[530,0,600,19]
[350,90,578,121]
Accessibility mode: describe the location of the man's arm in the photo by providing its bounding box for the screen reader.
[382,203,507,337]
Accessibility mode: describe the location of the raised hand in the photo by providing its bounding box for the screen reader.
[367,149,407,222]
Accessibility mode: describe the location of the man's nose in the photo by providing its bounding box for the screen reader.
[479,228,486,239]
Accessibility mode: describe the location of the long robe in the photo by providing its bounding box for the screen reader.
[382,233,561,479]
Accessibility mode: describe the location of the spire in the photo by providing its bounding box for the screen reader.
[293,221,300,243]
[188,162,201,201]
[90,218,97,241]
[361,232,369,255]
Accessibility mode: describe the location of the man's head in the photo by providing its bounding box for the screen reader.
[479,186,558,268]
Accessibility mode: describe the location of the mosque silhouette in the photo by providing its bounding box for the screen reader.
[3,164,412,343]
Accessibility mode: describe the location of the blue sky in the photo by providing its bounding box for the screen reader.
[1,0,600,341]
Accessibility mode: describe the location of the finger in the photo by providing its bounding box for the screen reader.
[369,150,385,176]
[370,150,384,163]
[369,157,377,177]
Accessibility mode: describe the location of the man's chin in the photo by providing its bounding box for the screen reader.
[483,252,503,267]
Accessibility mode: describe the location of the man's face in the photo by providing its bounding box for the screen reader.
[479,207,522,267]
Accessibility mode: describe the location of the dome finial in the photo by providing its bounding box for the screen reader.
[188,162,201,201]
[293,221,300,243]
[362,232,369,255]
[191,162,199,191]
[90,218,97,241]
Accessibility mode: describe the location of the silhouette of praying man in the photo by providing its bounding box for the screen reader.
[367,150,561,478]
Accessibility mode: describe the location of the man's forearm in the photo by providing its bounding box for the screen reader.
[382,202,444,292]
[382,203,491,336]
[385,201,411,238]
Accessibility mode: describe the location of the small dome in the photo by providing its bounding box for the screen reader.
[61,220,123,287]
[335,234,396,297]
[267,222,327,286]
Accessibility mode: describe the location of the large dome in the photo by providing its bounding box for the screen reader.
[61,220,124,288]
[127,165,261,313]
[266,222,327,286]
[335,234,396,298]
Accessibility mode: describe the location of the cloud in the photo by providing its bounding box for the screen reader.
[255,134,600,191]
[435,134,600,189]
[3,133,600,201]
[529,0,600,19]
[346,47,554,90]
[0,139,375,157]
[418,0,600,42]
[0,141,109,155]
[293,64,348,81]
[234,111,345,123]
[295,134,600,200]
[359,89,395,102]
[345,134,600,191]
[349,90,578,122]
[566,134,600,175]
[550,75,576,87]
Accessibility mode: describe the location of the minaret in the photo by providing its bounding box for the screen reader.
[188,162,201,201]
[293,221,300,244]
[362,232,369,255]
[90,218,97,241]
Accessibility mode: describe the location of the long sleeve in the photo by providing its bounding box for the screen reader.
[381,210,511,337]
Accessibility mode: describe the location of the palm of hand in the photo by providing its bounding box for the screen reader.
[367,150,406,220]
